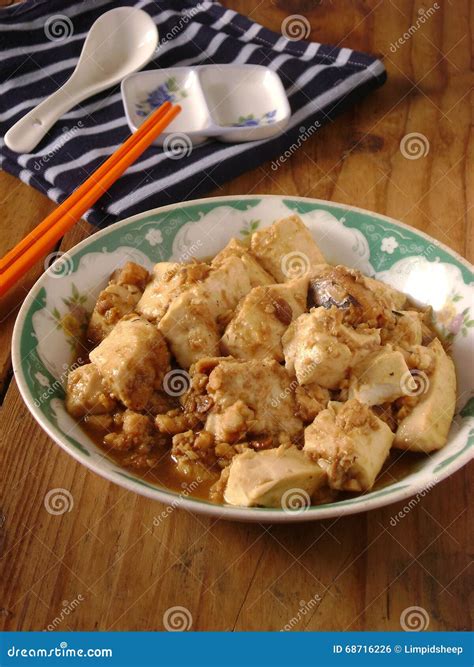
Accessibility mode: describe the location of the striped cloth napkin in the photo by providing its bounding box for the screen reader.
[0,0,386,227]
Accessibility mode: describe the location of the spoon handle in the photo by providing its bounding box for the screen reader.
[4,83,83,154]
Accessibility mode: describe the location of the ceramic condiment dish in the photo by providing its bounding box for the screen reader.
[121,65,291,145]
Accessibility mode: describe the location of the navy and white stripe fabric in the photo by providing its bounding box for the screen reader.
[0,0,386,227]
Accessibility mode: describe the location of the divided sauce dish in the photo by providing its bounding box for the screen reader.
[121,65,291,145]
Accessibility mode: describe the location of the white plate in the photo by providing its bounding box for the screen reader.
[12,196,474,522]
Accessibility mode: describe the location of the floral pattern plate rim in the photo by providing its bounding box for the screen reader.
[12,196,474,523]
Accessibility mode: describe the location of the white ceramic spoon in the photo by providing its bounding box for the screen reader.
[4,7,158,153]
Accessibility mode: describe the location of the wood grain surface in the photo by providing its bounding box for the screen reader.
[0,0,472,632]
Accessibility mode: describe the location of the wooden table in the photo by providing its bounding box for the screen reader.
[0,0,472,632]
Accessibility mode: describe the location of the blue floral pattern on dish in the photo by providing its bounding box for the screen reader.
[135,77,187,117]
[232,110,277,127]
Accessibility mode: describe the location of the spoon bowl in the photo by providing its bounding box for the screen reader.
[71,8,158,87]
[4,7,158,154]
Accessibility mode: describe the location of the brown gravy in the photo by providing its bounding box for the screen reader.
[81,419,218,500]
[81,418,426,504]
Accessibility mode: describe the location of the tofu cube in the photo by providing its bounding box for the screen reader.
[282,310,352,389]
[304,399,394,491]
[394,339,456,452]
[363,275,407,311]
[158,290,220,369]
[87,283,142,345]
[196,255,252,322]
[158,256,252,368]
[283,307,381,390]
[204,357,303,443]
[109,261,150,291]
[250,215,326,282]
[349,346,411,405]
[90,316,170,411]
[336,321,381,355]
[137,261,209,323]
[224,445,327,508]
[212,238,274,287]
[382,310,423,348]
[221,277,308,361]
[66,363,117,418]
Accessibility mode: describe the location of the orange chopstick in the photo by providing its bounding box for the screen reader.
[0,101,174,274]
[0,103,181,297]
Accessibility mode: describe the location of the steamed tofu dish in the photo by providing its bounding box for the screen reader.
[65,215,457,508]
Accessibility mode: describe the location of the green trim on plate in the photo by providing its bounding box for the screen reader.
[13,196,474,520]
[283,199,473,280]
